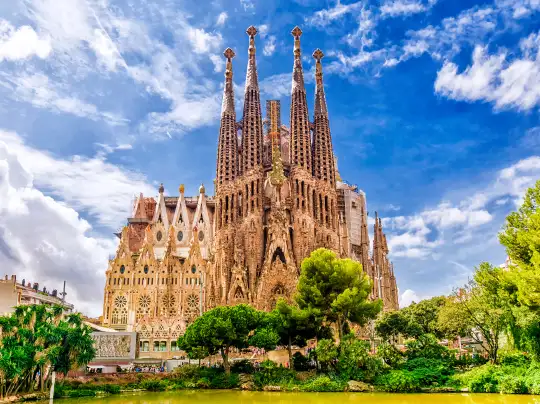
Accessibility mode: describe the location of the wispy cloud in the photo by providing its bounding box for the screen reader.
[216,12,228,26]
[306,0,364,28]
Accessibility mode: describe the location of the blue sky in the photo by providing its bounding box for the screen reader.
[0,0,538,315]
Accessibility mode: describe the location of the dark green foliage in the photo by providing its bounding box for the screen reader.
[231,359,255,374]
[337,334,383,382]
[140,378,168,391]
[102,384,121,394]
[499,375,528,394]
[405,333,453,361]
[375,370,422,392]
[178,304,267,374]
[296,249,382,339]
[252,360,297,388]
[292,352,312,371]
[0,304,96,399]
[376,342,404,368]
[301,375,345,392]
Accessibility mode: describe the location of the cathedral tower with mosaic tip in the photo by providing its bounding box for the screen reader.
[102,26,399,357]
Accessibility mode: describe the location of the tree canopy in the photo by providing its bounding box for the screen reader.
[178,304,277,374]
[0,305,95,398]
[296,248,382,339]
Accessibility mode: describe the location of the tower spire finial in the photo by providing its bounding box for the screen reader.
[221,47,235,114]
[292,26,303,57]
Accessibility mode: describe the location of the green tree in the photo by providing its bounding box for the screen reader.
[402,296,446,338]
[184,346,209,367]
[0,305,95,399]
[375,311,415,343]
[296,248,382,340]
[178,304,266,375]
[498,181,540,359]
[265,299,319,370]
[438,263,513,363]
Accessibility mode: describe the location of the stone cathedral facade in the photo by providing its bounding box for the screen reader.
[102,27,399,356]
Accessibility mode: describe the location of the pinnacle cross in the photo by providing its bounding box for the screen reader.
[246,25,258,37]
[313,48,324,62]
[223,47,235,60]
[291,26,303,38]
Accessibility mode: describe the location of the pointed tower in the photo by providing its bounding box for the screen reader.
[216,48,239,187]
[289,26,312,172]
[241,26,264,174]
[312,49,335,185]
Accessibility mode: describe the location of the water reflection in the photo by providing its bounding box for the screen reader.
[46,390,540,404]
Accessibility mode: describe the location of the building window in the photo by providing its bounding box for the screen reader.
[191,265,196,274]
[140,340,150,352]
[198,231,204,241]
[177,231,183,242]
[144,265,149,274]
[120,265,125,274]
[171,341,180,352]
[156,231,163,242]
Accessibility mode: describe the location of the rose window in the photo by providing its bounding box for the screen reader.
[185,294,200,321]
[161,294,177,316]
[114,295,127,308]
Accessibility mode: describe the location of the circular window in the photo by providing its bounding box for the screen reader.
[198,231,204,241]
[177,231,183,242]
[156,231,163,242]
[191,265,196,274]
[120,265,125,274]
[144,265,149,274]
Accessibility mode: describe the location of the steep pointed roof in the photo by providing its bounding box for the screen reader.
[216,47,239,186]
[291,26,305,93]
[289,26,312,172]
[245,25,259,91]
[313,48,328,117]
[241,26,264,173]
[222,48,236,115]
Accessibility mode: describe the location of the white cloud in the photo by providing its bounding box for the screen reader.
[400,289,428,307]
[386,155,540,260]
[263,35,277,56]
[260,73,292,98]
[216,12,228,26]
[435,34,540,112]
[258,24,269,38]
[0,130,155,229]
[381,0,427,18]
[307,0,364,27]
[187,27,223,55]
[0,72,127,125]
[0,138,114,316]
[0,20,51,61]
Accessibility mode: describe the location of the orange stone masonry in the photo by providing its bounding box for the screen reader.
[102,26,399,354]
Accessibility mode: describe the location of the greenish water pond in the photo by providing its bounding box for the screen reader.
[45,390,540,404]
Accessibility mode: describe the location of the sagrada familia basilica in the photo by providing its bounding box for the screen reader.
[102,26,399,356]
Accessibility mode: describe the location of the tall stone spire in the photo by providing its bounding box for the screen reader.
[312,49,335,185]
[289,26,312,172]
[216,48,239,187]
[241,26,264,173]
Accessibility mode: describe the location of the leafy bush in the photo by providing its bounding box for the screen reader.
[402,357,454,385]
[454,364,501,393]
[376,342,405,368]
[231,359,255,374]
[499,375,528,394]
[252,360,297,388]
[500,351,530,367]
[405,334,453,362]
[301,375,345,392]
[172,364,202,380]
[140,378,168,391]
[292,352,312,371]
[375,370,421,392]
[102,383,121,394]
[337,334,383,382]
